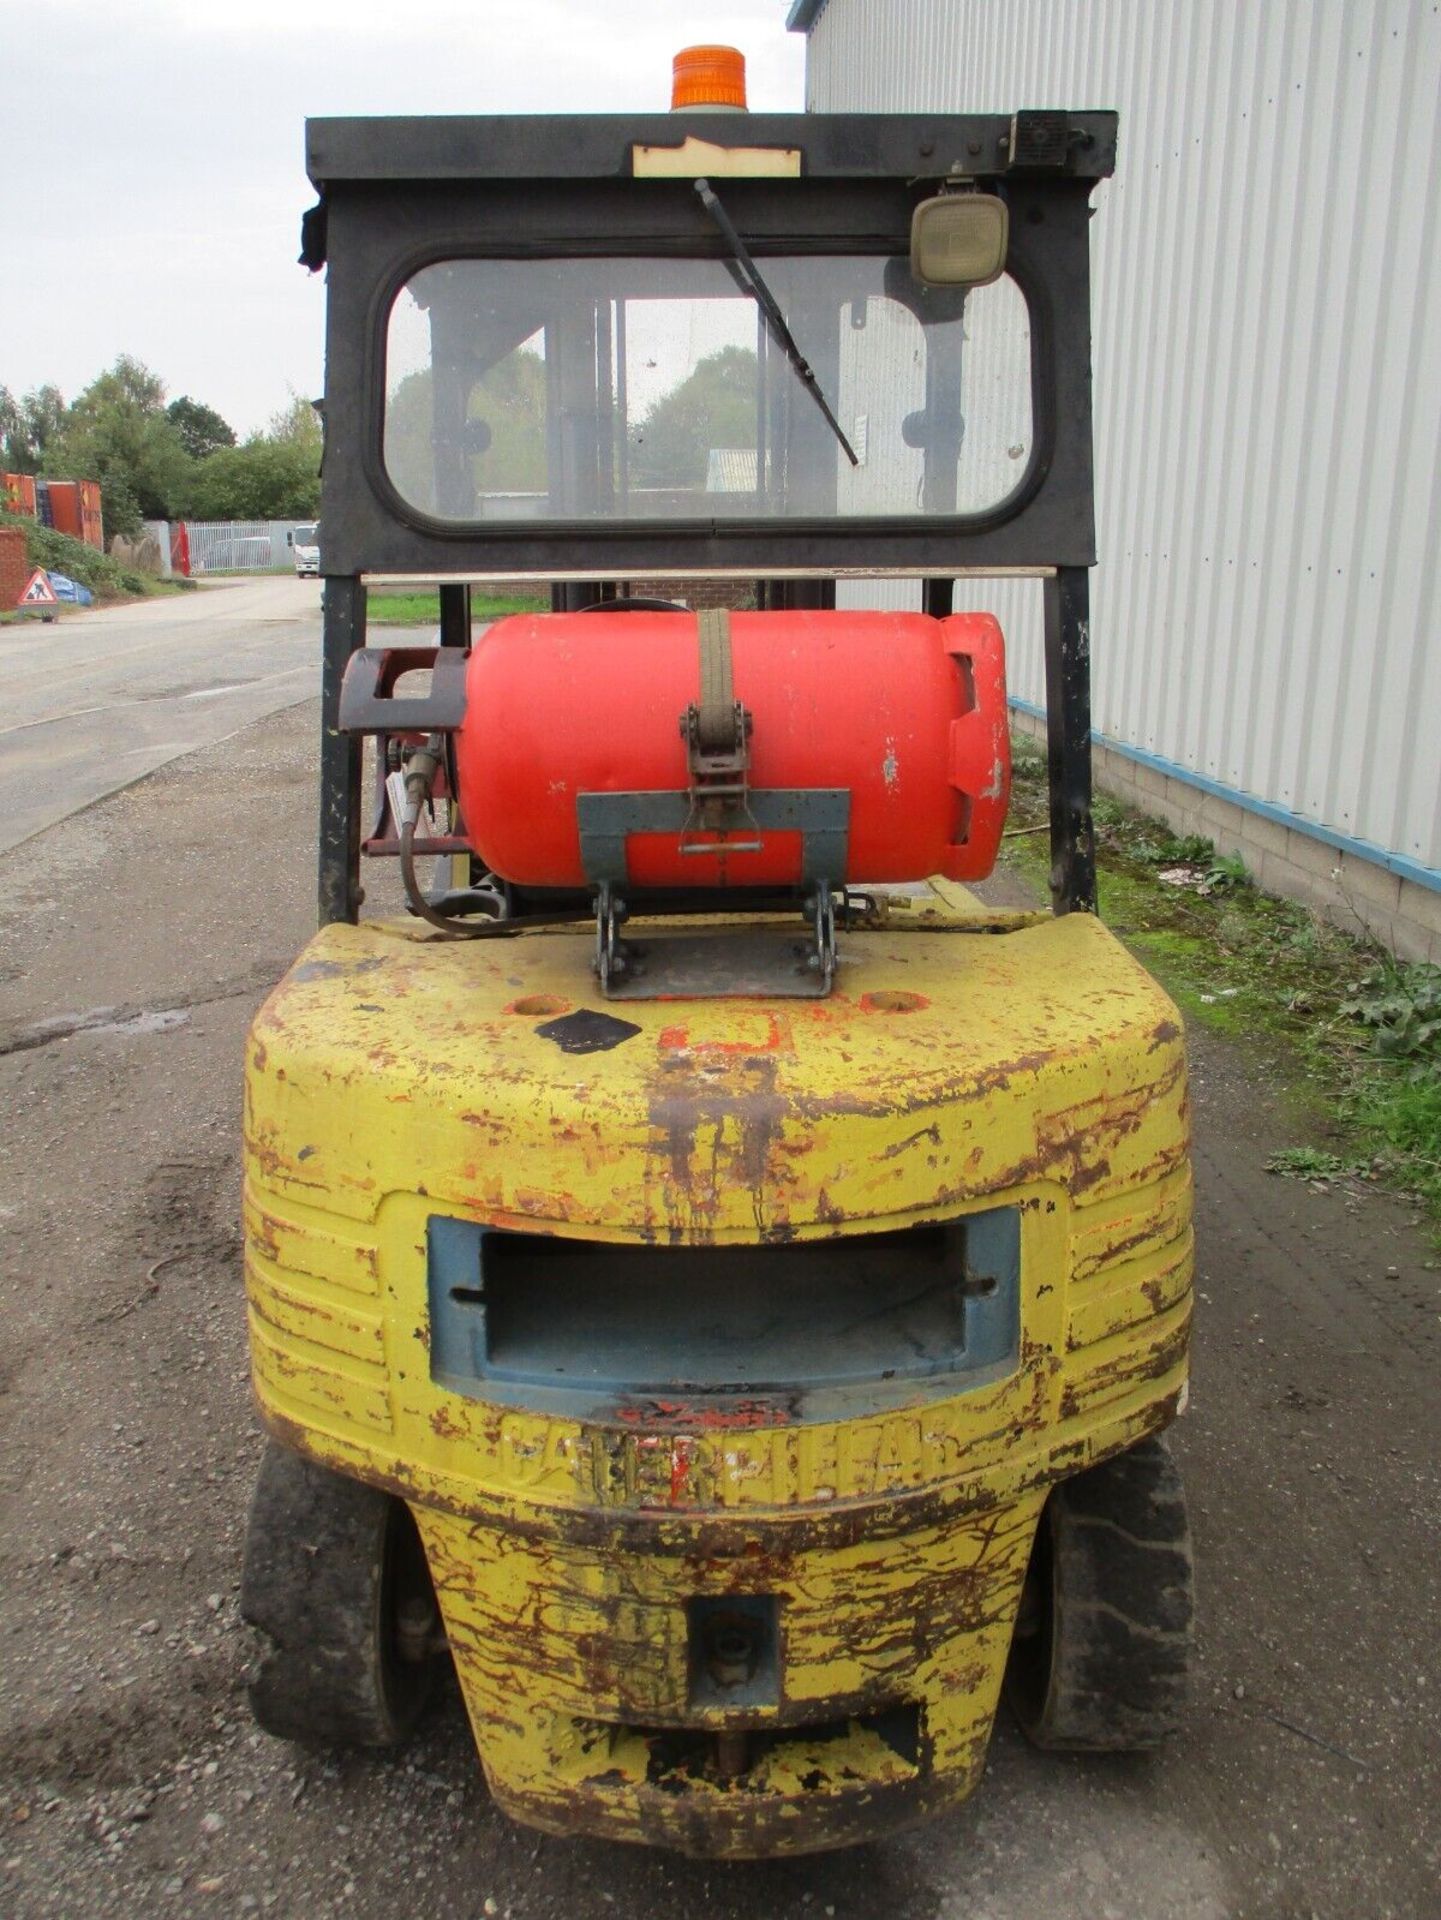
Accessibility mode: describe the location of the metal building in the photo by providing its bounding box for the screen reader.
[789,0,1441,961]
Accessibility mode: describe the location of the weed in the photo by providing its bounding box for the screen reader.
[1203,851,1250,894]
[1355,1075,1441,1152]
[1002,730,1441,1238]
[1092,791,1131,831]
[1340,960,1441,1077]
[1265,1147,1351,1181]
[1131,826,1213,865]
[1351,1079,1441,1212]
[1010,738,1047,785]
[1161,832,1215,866]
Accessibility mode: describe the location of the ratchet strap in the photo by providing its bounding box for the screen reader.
[695,608,738,753]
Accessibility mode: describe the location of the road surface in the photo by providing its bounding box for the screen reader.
[0,704,1437,1919]
[0,577,320,855]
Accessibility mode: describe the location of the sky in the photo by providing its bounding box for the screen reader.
[3,1,806,440]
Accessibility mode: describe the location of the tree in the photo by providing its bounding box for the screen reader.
[266,393,324,454]
[189,438,320,520]
[383,351,548,514]
[48,356,192,534]
[472,349,548,494]
[181,389,322,520]
[0,383,68,474]
[167,395,236,462]
[0,388,19,470]
[631,345,758,489]
[382,369,437,510]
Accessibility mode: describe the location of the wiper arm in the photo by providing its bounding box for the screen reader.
[695,178,859,468]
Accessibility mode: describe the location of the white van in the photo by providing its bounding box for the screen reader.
[292,523,320,577]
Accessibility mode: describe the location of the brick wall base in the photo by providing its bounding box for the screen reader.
[0,523,31,609]
[626,579,756,611]
[1013,709,1441,966]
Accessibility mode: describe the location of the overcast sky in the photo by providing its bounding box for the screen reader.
[3,1,806,438]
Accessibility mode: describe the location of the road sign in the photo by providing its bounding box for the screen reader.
[18,568,58,607]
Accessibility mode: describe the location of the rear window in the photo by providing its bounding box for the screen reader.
[383,254,1033,526]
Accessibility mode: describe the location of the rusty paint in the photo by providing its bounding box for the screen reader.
[430,1402,471,1441]
[1058,1313,1191,1421]
[1071,1184,1190,1279]
[879,1123,943,1161]
[406,1482,1040,1855]
[242,896,1193,1851]
[614,1397,783,1432]
[646,1051,790,1240]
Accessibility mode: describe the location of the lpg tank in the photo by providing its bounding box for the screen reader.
[454,610,1009,889]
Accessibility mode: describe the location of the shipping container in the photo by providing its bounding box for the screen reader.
[78,478,103,549]
[44,478,105,549]
[45,481,80,539]
[2,472,38,518]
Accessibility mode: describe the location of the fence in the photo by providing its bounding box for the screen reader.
[177,520,303,574]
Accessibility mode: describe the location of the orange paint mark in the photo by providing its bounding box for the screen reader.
[669,1436,696,1504]
[656,1011,792,1056]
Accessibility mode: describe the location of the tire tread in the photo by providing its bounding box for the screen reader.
[1006,1434,1196,1752]
[241,1441,433,1750]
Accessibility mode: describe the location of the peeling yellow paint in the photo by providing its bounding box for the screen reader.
[242,888,1192,1854]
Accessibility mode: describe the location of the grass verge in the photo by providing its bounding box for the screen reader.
[1003,734,1441,1238]
[367,587,548,626]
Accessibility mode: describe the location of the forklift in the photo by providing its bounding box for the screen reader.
[240,50,1195,1857]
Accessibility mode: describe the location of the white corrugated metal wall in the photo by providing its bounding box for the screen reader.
[798,0,1441,890]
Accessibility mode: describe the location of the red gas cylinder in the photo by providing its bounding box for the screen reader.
[455,610,1009,889]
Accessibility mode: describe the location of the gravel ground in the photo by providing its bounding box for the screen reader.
[1,701,1437,1920]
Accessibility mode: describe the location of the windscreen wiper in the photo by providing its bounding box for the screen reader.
[695,178,860,468]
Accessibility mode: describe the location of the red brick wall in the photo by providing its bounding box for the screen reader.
[0,524,30,609]
[628,578,756,611]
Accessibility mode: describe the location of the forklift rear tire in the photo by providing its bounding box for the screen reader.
[1005,1434,1195,1751]
[241,1440,439,1749]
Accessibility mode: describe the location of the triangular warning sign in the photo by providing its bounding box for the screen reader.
[18,568,58,607]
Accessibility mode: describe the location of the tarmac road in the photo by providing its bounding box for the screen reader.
[0,702,1437,1919]
[0,576,320,855]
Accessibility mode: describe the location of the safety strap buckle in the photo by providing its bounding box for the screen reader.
[679,608,761,855]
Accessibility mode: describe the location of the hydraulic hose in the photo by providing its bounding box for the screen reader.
[395,732,500,938]
[396,736,586,940]
[398,815,506,938]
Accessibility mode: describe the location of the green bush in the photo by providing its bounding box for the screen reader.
[5,509,149,597]
[189,439,319,520]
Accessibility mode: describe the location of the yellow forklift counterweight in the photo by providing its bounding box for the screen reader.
[243,897,1191,1853]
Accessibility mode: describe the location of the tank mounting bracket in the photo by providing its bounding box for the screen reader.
[593,879,838,1000]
